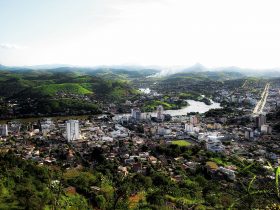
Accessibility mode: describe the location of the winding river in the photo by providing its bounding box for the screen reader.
[114,99,221,120]
[142,99,221,117]
[138,88,221,116]
[163,99,221,116]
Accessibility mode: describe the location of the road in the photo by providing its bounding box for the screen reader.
[242,80,248,88]
[252,83,270,115]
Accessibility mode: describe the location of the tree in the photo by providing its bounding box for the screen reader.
[96,195,106,210]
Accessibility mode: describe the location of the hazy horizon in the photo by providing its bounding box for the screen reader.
[1,0,280,69]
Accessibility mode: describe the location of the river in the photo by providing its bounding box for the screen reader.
[138,88,221,116]
[145,99,221,117]
[163,99,221,116]
[0,100,221,123]
[114,99,221,119]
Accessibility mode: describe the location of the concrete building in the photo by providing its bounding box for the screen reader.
[213,123,222,130]
[190,115,199,125]
[219,167,236,180]
[40,118,55,136]
[157,105,165,121]
[0,124,8,136]
[66,120,80,142]
[185,123,200,133]
[157,126,171,136]
[185,123,194,132]
[261,124,272,134]
[231,95,237,103]
[206,138,224,153]
[256,114,266,129]
[244,128,254,140]
[131,108,141,121]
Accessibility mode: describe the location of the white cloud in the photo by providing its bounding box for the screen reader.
[0,43,26,50]
[2,0,280,68]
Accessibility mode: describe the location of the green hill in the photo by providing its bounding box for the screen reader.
[0,69,140,117]
[35,83,92,96]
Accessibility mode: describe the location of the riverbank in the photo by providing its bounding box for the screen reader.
[115,99,221,118]
[0,99,221,123]
[142,99,189,112]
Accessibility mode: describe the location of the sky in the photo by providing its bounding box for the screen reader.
[1,0,280,69]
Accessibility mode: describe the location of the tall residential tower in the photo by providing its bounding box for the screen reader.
[66,120,80,142]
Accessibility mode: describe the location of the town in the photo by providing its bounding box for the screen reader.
[0,76,279,209]
[1,0,280,208]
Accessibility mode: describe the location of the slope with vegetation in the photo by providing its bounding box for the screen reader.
[0,144,279,210]
[0,68,141,117]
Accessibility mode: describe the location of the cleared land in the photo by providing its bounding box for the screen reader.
[172,140,191,147]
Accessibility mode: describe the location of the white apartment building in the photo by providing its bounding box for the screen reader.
[66,120,80,142]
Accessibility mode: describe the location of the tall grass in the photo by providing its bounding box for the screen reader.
[276,166,280,198]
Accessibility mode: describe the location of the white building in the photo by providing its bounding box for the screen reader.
[261,124,272,134]
[66,120,80,142]
[244,128,254,140]
[206,138,224,153]
[219,167,236,180]
[141,113,151,120]
[131,108,141,121]
[185,123,200,133]
[231,95,237,103]
[40,118,55,136]
[157,105,165,121]
[110,124,129,138]
[256,114,266,129]
[157,126,171,135]
[0,124,8,136]
[190,115,199,125]
[185,123,194,132]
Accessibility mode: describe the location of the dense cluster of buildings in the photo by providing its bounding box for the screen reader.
[0,80,279,184]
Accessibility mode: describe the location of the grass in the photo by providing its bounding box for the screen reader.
[165,194,204,206]
[144,100,176,110]
[276,166,280,198]
[172,140,191,147]
[36,83,92,96]
[143,99,189,112]
[209,157,232,166]
[129,191,146,209]
[179,92,202,100]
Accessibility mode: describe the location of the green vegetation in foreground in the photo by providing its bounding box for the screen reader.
[35,83,92,96]
[0,145,280,209]
[0,152,91,210]
[172,140,191,147]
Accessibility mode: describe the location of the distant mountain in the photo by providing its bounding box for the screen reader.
[154,64,280,78]
[164,71,245,81]
[1,63,280,78]
[0,64,14,70]
[0,64,32,71]
[0,64,160,79]
[26,64,76,69]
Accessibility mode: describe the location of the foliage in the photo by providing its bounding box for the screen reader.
[35,83,92,96]
[143,99,188,112]
[0,153,91,210]
[172,140,191,147]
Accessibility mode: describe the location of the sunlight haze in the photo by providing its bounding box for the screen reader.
[1,0,280,69]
